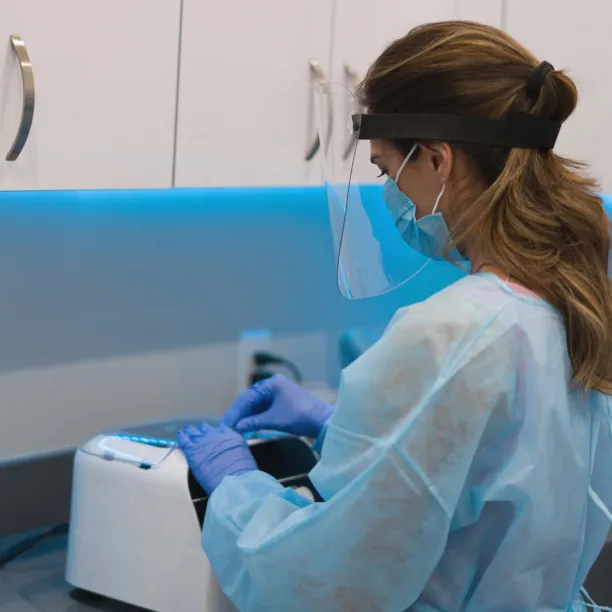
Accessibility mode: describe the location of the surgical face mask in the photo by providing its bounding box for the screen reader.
[382,144,466,262]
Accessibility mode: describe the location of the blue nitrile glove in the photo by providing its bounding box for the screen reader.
[223,374,335,438]
[177,423,256,496]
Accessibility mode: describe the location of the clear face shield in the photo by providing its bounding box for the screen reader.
[315,82,561,300]
[315,83,434,299]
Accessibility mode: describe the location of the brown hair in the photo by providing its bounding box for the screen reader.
[359,20,612,393]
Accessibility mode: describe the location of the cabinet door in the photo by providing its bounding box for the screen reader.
[456,0,503,26]
[0,0,180,191]
[331,0,457,184]
[331,0,503,109]
[174,0,332,188]
[331,0,457,86]
[505,0,612,191]
[331,0,503,112]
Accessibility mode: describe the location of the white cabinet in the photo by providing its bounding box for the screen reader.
[329,0,503,184]
[174,0,506,189]
[0,0,180,191]
[330,0,456,86]
[330,0,503,96]
[327,1,455,184]
[505,0,612,192]
[456,0,503,26]
[174,0,332,188]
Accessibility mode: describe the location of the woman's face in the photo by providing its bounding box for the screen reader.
[369,139,453,220]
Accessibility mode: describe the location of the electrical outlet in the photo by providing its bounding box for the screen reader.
[237,329,272,393]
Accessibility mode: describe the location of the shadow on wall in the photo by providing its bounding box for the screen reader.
[0,186,464,375]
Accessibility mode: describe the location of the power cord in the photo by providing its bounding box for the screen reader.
[0,523,68,569]
[250,352,303,385]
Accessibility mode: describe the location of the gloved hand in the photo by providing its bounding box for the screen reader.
[223,374,335,438]
[177,423,257,496]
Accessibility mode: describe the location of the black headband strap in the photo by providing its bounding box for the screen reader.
[526,61,555,99]
[353,111,560,151]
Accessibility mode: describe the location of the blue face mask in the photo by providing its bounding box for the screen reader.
[382,146,467,262]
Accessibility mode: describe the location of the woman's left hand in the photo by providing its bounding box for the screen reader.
[177,423,257,496]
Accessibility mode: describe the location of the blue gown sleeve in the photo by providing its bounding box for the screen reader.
[203,299,516,612]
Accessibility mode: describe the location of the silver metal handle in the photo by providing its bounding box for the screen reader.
[305,60,330,162]
[344,63,360,92]
[342,64,361,161]
[6,35,35,162]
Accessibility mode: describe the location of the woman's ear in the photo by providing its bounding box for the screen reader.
[422,143,453,182]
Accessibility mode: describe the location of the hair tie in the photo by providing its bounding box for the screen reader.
[526,61,555,99]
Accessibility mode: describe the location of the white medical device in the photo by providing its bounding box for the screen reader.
[65,423,319,612]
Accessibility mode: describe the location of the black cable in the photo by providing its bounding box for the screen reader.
[250,369,276,385]
[0,523,68,569]
[253,352,303,384]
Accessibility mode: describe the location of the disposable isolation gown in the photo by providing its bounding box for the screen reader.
[203,272,612,611]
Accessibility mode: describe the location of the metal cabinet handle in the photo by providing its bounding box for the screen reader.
[305,60,330,162]
[6,35,35,161]
[342,64,361,161]
[344,63,360,92]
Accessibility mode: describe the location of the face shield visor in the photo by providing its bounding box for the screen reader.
[315,82,561,299]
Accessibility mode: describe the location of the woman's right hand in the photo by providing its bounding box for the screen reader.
[222,374,335,439]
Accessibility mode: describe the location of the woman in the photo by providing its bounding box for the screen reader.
[178,21,612,611]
